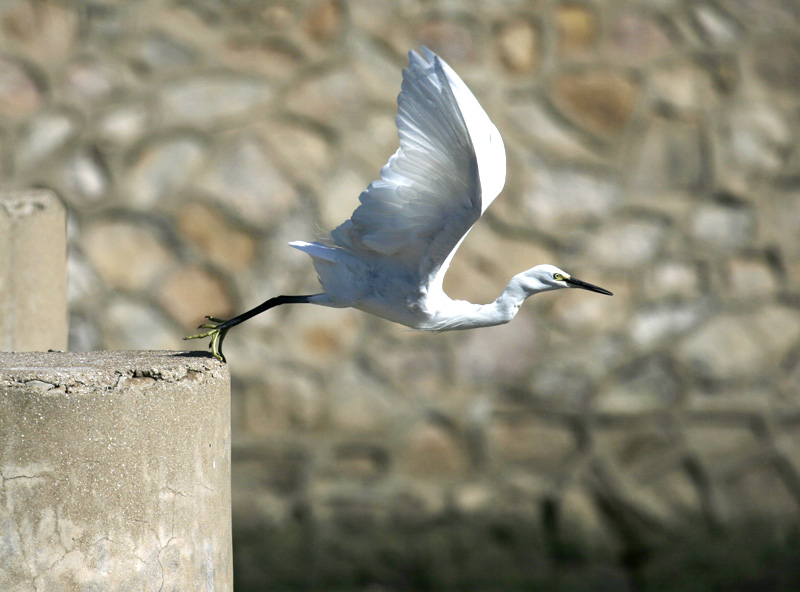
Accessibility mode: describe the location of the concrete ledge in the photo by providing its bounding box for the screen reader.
[0,351,231,591]
[0,189,67,352]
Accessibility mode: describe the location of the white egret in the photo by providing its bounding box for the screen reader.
[186,46,612,362]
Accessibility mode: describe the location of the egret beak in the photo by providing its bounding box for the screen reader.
[565,276,613,296]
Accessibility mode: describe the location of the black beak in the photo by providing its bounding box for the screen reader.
[565,276,613,296]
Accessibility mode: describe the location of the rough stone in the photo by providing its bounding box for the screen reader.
[177,201,258,272]
[718,97,793,176]
[555,3,598,54]
[629,117,709,193]
[60,147,110,206]
[400,422,468,477]
[606,12,673,61]
[648,62,715,115]
[752,38,800,92]
[583,217,668,271]
[506,99,600,161]
[689,201,755,252]
[689,2,743,46]
[81,219,174,291]
[62,57,125,104]
[102,297,178,351]
[157,265,233,328]
[0,54,44,119]
[453,312,539,385]
[496,18,539,74]
[130,32,197,74]
[158,73,273,127]
[488,415,576,467]
[726,256,778,299]
[303,0,344,43]
[0,0,78,62]
[642,260,702,301]
[677,308,800,382]
[198,133,297,226]
[629,301,708,350]
[417,17,477,64]
[126,134,208,209]
[95,102,150,146]
[719,463,800,522]
[519,162,620,230]
[15,107,80,170]
[552,70,640,136]
[596,356,681,413]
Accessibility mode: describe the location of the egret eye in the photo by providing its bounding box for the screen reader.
[553,273,564,281]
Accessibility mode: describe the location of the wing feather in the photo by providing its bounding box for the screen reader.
[327,47,505,298]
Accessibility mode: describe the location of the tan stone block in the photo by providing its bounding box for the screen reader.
[0,189,67,352]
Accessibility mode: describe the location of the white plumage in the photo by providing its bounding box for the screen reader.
[187,47,611,361]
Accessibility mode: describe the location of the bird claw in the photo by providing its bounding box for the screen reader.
[183,317,230,363]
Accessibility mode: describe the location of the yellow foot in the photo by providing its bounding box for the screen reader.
[183,316,230,362]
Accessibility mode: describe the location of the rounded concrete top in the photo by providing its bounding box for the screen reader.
[0,350,227,392]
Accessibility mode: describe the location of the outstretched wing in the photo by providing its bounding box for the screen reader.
[329,46,506,296]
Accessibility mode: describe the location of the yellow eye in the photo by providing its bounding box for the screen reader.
[553,273,564,281]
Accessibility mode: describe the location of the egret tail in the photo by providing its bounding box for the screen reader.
[184,294,316,362]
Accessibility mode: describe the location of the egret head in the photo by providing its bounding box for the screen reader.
[519,264,613,296]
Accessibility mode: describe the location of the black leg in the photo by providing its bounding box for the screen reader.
[184,294,315,362]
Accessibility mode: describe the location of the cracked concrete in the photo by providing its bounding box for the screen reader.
[0,351,231,591]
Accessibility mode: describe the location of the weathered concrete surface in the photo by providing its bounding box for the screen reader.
[0,351,231,592]
[0,189,67,352]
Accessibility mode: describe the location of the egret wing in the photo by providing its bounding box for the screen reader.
[329,47,506,296]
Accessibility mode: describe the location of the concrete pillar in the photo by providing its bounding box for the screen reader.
[0,351,232,591]
[0,189,68,352]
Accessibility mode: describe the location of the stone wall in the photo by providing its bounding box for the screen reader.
[1,0,800,589]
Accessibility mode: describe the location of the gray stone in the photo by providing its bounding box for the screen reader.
[95,102,150,146]
[629,117,710,193]
[15,107,80,170]
[597,356,681,412]
[506,100,601,162]
[690,201,755,252]
[718,97,793,176]
[648,62,715,115]
[677,308,800,381]
[752,38,800,92]
[642,260,701,301]
[285,67,371,123]
[62,57,126,104]
[101,296,178,351]
[689,2,744,46]
[629,301,708,349]
[126,133,208,209]
[0,351,232,591]
[583,217,668,271]
[60,147,111,206]
[158,73,273,127]
[520,161,620,230]
[606,11,673,61]
[130,32,197,74]
[197,133,297,226]
[487,414,577,467]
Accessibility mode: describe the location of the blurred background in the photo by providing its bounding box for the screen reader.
[2,0,800,589]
